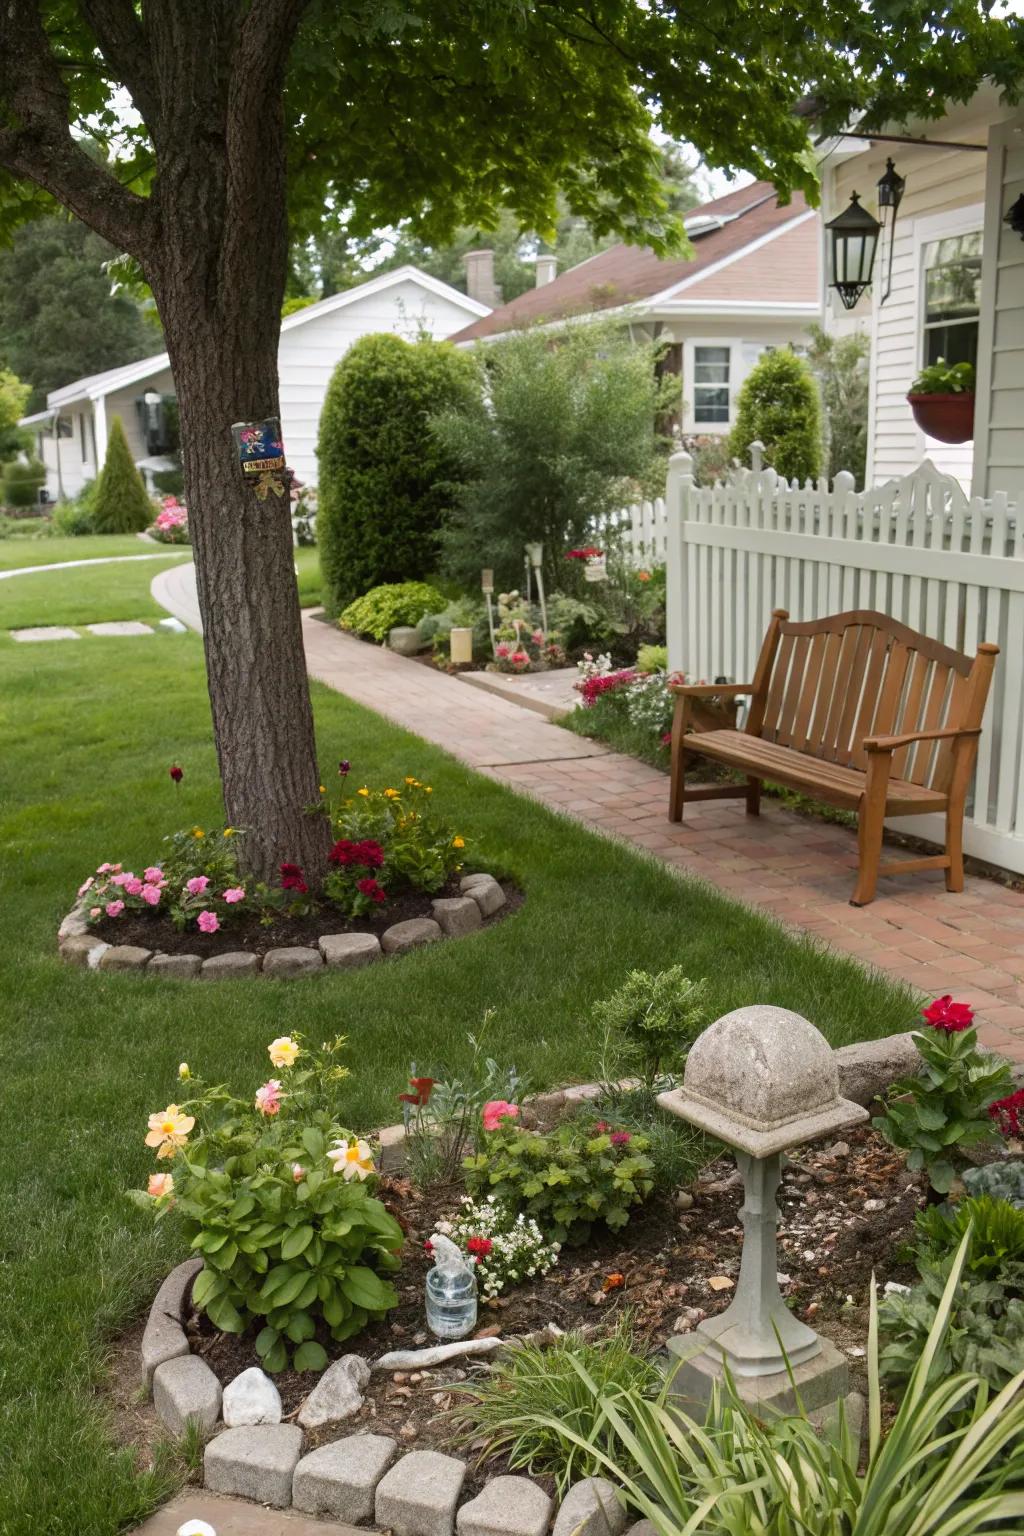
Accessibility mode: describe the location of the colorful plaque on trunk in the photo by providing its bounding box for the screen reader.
[232,417,285,476]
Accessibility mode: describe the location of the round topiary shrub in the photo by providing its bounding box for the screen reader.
[2,457,46,507]
[91,415,154,533]
[728,348,823,484]
[317,333,481,615]
[340,580,446,643]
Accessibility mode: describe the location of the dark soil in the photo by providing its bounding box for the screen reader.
[186,1125,922,1478]
[91,876,521,959]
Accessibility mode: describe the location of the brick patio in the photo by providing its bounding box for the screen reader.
[302,616,1024,1057]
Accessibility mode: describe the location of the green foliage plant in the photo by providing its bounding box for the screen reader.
[327,776,465,914]
[451,1312,660,1496]
[879,1263,1024,1400]
[964,1160,1024,1209]
[874,996,1013,1197]
[807,322,870,486]
[2,457,46,507]
[131,1035,403,1371]
[464,1115,655,1244]
[533,1233,1024,1535]
[317,333,480,613]
[910,358,976,395]
[912,1194,1024,1283]
[636,643,668,673]
[728,347,823,483]
[339,580,445,643]
[593,968,708,1086]
[91,415,154,533]
[52,480,98,535]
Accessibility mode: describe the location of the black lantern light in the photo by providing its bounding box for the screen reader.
[825,192,881,310]
[876,157,905,303]
[1005,193,1024,240]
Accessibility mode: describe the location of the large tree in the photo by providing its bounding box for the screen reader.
[1,2,1021,881]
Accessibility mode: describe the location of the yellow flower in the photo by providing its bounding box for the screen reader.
[404,776,416,785]
[191,827,205,839]
[145,1104,195,1159]
[384,788,400,799]
[452,836,465,849]
[319,784,326,794]
[223,827,236,837]
[357,787,370,798]
[328,1137,375,1182]
[178,1062,190,1080]
[424,786,433,794]
[268,1035,300,1069]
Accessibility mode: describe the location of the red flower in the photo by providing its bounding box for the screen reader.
[280,862,309,894]
[424,1239,434,1255]
[660,731,672,747]
[922,995,975,1033]
[610,1130,632,1147]
[398,1076,435,1107]
[169,764,183,783]
[338,759,350,776]
[565,546,603,560]
[329,838,385,870]
[577,670,637,708]
[466,1236,493,1259]
[595,1121,609,1133]
[357,877,386,904]
[989,1088,1024,1139]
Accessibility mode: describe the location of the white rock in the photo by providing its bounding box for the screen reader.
[373,1337,504,1372]
[297,1354,371,1428]
[863,1198,885,1213]
[222,1365,282,1426]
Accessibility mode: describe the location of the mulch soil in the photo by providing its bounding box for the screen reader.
[185,1124,922,1489]
[91,876,521,959]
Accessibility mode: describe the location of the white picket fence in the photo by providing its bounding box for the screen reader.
[663,444,1024,875]
[595,497,669,566]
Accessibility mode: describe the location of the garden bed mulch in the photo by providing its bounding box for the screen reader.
[185,1125,922,1484]
[89,875,521,959]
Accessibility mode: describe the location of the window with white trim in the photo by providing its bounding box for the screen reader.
[692,344,731,424]
[922,231,981,370]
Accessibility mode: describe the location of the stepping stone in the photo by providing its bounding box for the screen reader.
[10,626,80,642]
[130,1489,363,1533]
[457,1474,553,1536]
[158,616,188,634]
[204,1424,303,1508]
[375,1449,467,1535]
[86,621,154,636]
[292,1433,397,1521]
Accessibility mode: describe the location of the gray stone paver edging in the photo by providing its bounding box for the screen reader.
[56,873,510,981]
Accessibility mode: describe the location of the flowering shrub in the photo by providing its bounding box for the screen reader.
[131,1036,402,1370]
[398,1016,525,1186]
[464,1115,655,1245]
[990,1089,1024,1140]
[429,1195,558,1300]
[874,995,1015,1196]
[327,778,464,909]
[149,497,190,544]
[624,671,675,736]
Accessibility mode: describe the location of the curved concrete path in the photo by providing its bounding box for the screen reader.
[0,551,190,581]
[151,558,202,631]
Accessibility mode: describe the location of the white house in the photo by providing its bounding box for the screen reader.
[20,265,489,501]
[449,181,822,437]
[820,83,1024,498]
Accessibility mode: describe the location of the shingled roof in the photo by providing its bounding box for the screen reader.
[451,182,817,342]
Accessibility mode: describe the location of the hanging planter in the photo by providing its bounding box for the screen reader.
[906,360,976,445]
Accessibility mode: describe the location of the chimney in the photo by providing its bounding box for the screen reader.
[463,249,499,309]
[535,254,558,287]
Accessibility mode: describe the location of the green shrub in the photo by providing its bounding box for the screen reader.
[913,1195,1024,1282]
[464,1117,655,1245]
[91,415,153,533]
[339,580,445,644]
[807,323,870,486]
[593,967,708,1085]
[52,484,97,536]
[583,1086,708,1193]
[2,457,46,507]
[451,1313,659,1496]
[317,333,480,613]
[965,1160,1024,1209]
[728,348,822,483]
[416,597,488,657]
[636,643,668,673]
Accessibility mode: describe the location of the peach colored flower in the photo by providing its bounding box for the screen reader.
[255,1079,283,1116]
[268,1036,300,1068]
[78,877,94,897]
[147,1172,174,1199]
[292,1163,305,1182]
[178,1062,190,1080]
[482,1100,519,1132]
[90,906,101,917]
[328,1137,375,1181]
[145,1104,195,1158]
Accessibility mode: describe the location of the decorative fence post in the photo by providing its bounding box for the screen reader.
[665,445,694,676]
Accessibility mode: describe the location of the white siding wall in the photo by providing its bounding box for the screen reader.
[37,404,96,500]
[974,114,1024,500]
[277,280,479,483]
[669,318,820,436]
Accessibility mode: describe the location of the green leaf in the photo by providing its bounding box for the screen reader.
[302,1127,326,1160]
[192,1267,226,1308]
[286,1311,316,1343]
[340,1266,394,1312]
[206,1294,245,1334]
[293,1341,329,1372]
[262,1338,289,1373]
[281,1224,315,1260]
[255,1326,280,1358]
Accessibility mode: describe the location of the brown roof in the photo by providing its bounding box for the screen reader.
[451,183,816,342]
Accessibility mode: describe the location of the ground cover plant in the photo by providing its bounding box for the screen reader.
[2,611,920,1535]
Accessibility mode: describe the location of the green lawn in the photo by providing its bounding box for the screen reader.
[0,618,917,1535]
[0,553,192,630]
[294,543,322,607]
[0,533,164,571]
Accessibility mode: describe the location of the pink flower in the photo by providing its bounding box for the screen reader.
[144,866,164,884]
[482,1100,519,1132]
[147,1172,175,1199]
[141,884,162,906]
[255,1079,282,1116]
[610,1130,632,1147]
[187,875,210,896]
[292,1163,305,1182]
[111,863,122,873]
[105,900,125,917]
[197,910,219,934]
[124,877,143,897]
[97,862,112,874]
[109,872,130,887]
[531,629,544,645]
[223,887,246,904]
[495,643,511,659]
[90,906,101,917]
[78,877,94,897]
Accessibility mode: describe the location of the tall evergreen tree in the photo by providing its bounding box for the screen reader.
[91,416,153,534]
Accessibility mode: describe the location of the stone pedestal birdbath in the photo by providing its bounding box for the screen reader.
[658,1005,868,1417]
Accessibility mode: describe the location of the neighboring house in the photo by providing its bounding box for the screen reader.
[449,182,821,437]
[20,266,489,501]
[820,82,1024,497]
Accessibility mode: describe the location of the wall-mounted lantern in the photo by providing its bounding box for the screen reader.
[876,157,906,303]
[1005,194,1024,240]
[825,192,881,310]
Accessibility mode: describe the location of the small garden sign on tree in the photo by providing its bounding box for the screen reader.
[2,1,1021,882]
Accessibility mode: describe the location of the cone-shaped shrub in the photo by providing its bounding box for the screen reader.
[92,415,154,533]
[728,348,822,484]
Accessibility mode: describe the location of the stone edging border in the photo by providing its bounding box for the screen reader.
[138,1034,926,1531]
[57,873,510,980]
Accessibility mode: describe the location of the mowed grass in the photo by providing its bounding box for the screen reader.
[294,543,322,607]
[0,625,917,1535]
[0,554,192,630]
[0,532,161,571]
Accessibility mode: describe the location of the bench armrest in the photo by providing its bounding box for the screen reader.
[863,725,981,753]
[670,682,754,699]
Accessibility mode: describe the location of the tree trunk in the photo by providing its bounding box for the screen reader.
[149,221,330,886]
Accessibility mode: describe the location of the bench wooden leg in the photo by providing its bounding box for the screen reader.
[746,777,761,817]
[668,694,691,822]
[945,801,966,893]
[851,751,892,906]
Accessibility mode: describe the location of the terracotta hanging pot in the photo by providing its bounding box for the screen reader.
[906,391,976,444]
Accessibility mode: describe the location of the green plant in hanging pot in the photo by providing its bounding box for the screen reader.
[907,358,976,444]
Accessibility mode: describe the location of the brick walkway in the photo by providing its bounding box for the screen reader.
[301,616,1024,1059]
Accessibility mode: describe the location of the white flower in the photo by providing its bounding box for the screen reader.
[327,1137,375,1181]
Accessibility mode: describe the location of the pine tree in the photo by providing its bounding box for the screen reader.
[91,416,153,533]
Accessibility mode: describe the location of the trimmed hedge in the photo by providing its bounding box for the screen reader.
[91,415,154,533]
[728,348,822,483]
[2,457,46,508]
[316,333,480,614]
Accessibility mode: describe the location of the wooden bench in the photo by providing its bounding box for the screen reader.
[669,609,998,906]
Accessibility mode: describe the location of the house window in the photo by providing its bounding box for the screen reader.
[692,345,731,424]
[922,231,981,370]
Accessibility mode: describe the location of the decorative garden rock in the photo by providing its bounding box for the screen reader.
[201,951,259,980]
[834,1033,921,1106]
[319,931,382,968]
[98,944,152,971]
[431,896,483,937]
[373,1336,505,1371]
[457,1474,553,1536]
[292,1433,398,1521]
[381,917,443,955]
[141,1256,202,1388]
[262,946,324,978]
[459,874,505,916]
[376,1448,468,1536]
[297,1353,371,1428]
[552,1478,628,1536]
[152,1353,222,1436]
[204,1423,303,1508]
[388,625,423,656]
[149,952,202,980]
[222,1366,283,1426]
[59,933,108,968]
